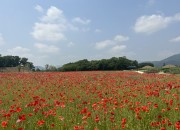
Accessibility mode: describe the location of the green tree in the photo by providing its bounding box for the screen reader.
[20,57,28,66]
[59,56,139,71]
[0,56,3,67]
[0,55,34,70]
[25,62,34,70]
[36,68,41,72]
[138,62,154,68]
[13,56,21,66]
[49,65,57,71]
[45,64,49,71]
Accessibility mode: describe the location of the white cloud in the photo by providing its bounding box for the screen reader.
[134,15,171,33]
[134,13,180,34]
[32,6,68,42]
[0,33,5,46]
[114,35,129,42]
[35,5,44,13]
[95,40,114,50]
[170,36,180,42]
[95,29,102,33]
[68,24,79,31]
[67,42,75,47]
[32,6,91,42]
[148,0,156,6]
[7,46,30,54]
[32,23,66,42]
[41,6,66,24]
[81,28,90,32]
[72,17,91,25]
[174,13,180,21]
[6,46,33,58]
[95,34,129,50]
[109,45,126,53]
[34,43,59,53]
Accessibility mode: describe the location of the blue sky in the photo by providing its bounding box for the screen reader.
[0,0,180,66]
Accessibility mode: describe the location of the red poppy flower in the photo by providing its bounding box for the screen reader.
[16,107,22,112]
[37,120,45,126]
[95,116,100,122]
[1,121,7,128]
[154,104,158,108]
[160,127,166,130]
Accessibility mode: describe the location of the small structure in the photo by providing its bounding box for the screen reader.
[162,64,176,69]
[141,65,154,70]
[127,66,137,70]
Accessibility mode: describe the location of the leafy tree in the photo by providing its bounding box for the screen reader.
[13,56,21,66]
[132,60,138,68]
[138,62,154,68]
[0,57,3,67]
[0,55,34,70]
[25,62,35,70]
[36,68,41,72]
[59,57,139,71]
[45,64,49,71]
[20,57,28,66]
[49,65,57,71]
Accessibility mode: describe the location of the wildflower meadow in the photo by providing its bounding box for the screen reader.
[0,71,179,130]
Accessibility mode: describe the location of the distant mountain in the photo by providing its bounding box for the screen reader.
[56,65,62,68]
[151,53,180,67]
[34,66,45,70]
[34,65,61,70]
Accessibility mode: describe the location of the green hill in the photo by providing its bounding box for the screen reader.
[151,53,180,67]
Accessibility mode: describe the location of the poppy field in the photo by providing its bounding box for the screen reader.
[0,71,179,130]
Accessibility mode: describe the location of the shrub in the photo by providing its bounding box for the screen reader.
[163,67,180,74]
[145,68,160,73]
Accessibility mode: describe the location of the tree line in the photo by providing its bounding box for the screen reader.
[59,57,139,71]
[0,54,155,72]
[0,54,34,70]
